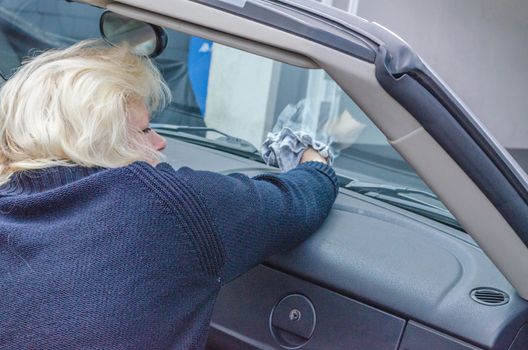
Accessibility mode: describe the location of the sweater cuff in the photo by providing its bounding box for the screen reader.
[296,161,340,195]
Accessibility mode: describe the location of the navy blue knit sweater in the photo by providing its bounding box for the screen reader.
[0,160,338,349]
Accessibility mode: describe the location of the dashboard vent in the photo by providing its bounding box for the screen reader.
[470,288,509,306]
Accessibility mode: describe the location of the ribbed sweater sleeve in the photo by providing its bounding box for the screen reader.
[131,161,339,283]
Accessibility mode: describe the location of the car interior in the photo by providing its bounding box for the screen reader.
[2,0,528,349]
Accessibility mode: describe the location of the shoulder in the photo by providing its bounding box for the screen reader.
[124,161,203,195]
[123,161,226,277]
[123,161,219,224]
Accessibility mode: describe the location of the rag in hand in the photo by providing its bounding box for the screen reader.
[261,127,334,171]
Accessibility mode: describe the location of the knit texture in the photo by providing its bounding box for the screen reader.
[0,160,338,349]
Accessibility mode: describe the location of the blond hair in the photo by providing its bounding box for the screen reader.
[0,39,171,185]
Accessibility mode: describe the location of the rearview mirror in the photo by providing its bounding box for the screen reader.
[99,11,167,57]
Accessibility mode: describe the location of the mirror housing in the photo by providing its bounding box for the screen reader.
[99,11,167,57]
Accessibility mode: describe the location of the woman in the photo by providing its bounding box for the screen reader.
[0,40,338,349]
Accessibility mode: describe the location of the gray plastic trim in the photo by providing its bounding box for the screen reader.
[211,265,406,350]
[389,127,528,302]
[375,45,528,249]
[399,322,482,350]
[372,37,528,202]
[105,3,318,68]
[509,323,528,350]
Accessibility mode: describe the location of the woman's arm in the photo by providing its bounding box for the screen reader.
[138,147,338,283]
[166,156,338,283]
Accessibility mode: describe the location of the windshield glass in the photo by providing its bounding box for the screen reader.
[0,0,462,230]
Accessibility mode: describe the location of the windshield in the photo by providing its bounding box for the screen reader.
[0,0,462,230]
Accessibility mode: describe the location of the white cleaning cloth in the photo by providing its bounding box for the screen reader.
[261,127,334,172]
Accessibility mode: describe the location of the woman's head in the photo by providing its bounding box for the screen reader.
[0,39,171,184]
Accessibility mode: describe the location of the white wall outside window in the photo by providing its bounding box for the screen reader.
[354,0,528,150]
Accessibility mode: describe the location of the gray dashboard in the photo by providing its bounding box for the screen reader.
[163,137,528,349]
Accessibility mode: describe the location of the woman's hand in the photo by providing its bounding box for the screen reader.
[300,147,328,164]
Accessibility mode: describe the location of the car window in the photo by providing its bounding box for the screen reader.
[0,0,463,231]
[0,0,103,79]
